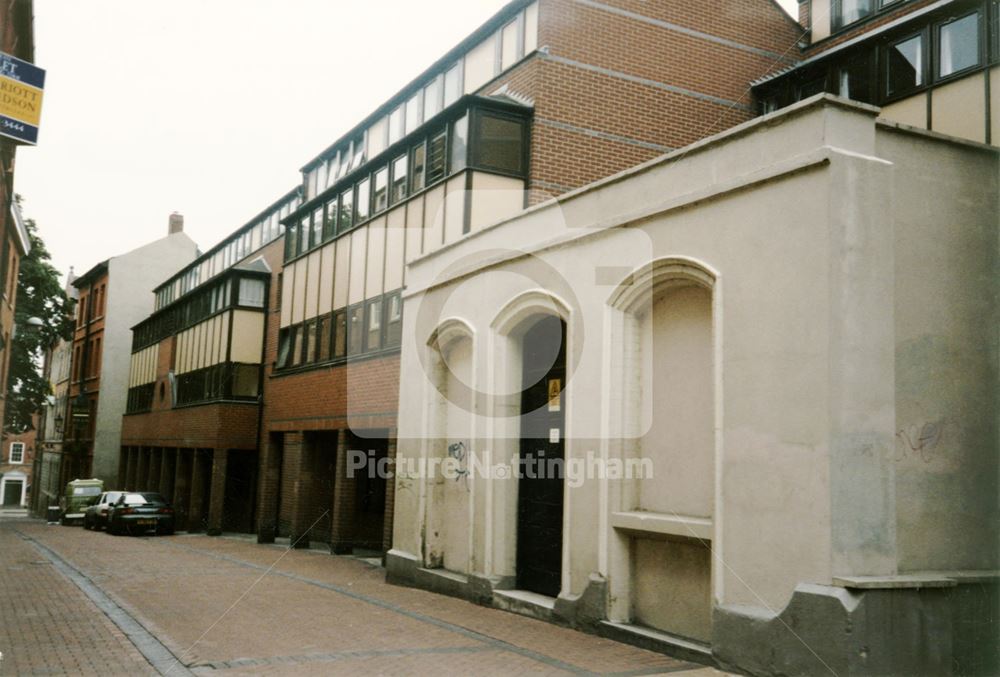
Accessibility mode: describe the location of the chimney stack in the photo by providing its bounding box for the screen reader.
[169,211,184,235]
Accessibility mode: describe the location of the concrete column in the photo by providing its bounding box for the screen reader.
[207,449,228,536]
[256,435,282,544]
[117,447,128,489]
[382,432,397,552]
[331,431,357,554]
[159,449,175,500]
[125,447,139,491]
[173,449,192,531]
[136,448,150,491]
[189,450,207,532]
[283,432,310,549]
[147,449,162,493]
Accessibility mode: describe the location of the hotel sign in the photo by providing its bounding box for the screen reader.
[0,51,44,145]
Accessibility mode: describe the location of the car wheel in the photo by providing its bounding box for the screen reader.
[84,516,91,530]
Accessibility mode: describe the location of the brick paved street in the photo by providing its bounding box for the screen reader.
[0,516,726,676]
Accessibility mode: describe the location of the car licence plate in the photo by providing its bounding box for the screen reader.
[136,519,156,525]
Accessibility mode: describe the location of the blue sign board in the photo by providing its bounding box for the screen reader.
[0,51,45,145]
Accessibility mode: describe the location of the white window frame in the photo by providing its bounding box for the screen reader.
[8,441,24,464]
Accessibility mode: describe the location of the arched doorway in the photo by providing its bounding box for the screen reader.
[515,314,566,597]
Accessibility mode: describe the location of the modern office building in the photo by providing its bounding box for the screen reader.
[755,0,999,145]
[67,217,198,487]
[119,191,300,533]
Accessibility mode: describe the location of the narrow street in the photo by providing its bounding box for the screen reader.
[0,517,714,676]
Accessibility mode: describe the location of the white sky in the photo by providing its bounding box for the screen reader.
[16,0,798,283]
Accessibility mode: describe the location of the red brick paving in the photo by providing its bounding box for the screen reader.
[2,518,706,675]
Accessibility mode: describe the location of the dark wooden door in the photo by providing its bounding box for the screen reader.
[516,316,566,597]
[3,480,23,506]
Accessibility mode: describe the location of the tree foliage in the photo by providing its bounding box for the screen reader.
[4,201,74,433]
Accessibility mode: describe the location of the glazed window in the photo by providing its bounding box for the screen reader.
[365,299,382,351]
[451,114,468,173]
[238,278,266,308]
[410,142,426,193]
[298,216,309,254]
[372,166,389,214]
[837,51,875,104]
[389,105,405,145]
[385,293,403,348]
[423,75,443,120]
[475,114,524,174]
[355,177,371,223]
[333,310,347,358]
[339,189,354,233]
[405,92,423,135]
[324,198,338,241]
[443,62,462,107]
[303,319,318,364]
[276,328,293,368]
[311,207,323,248]
[391,155,408,204]
[347,305,364,355]
[837,0,873,29]
[291,326,304,367]
[426,131,447,185]
[9,442,23,463]
[937,12,980,79]
[501,19,521,70]
[318,315,332,362]
[285,225,298,260]
[885,33,924,96]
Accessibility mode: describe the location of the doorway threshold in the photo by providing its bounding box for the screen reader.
[597,621,714,666]
[493,589,557,622]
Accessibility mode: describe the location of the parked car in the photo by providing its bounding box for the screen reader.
[106,492,175,536]
[83,491,124,530]
[59,479,104,525]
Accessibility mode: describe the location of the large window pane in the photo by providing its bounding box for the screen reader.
[373,166,389,213]
[411,142,426,193]
[391,154,408,204]
[475,114,523,173]
[366,299,382,351]
[886,34,923,95]
[299,216,310,253]
[333,310,347,358]
[838,0,873,27]
[423,75,443,120]
[444,62,462,106]
[501,19,520,70]
[291,326,303,367]
[451,114,468,173]
[355,178,371,222]
[324,199,337,240]
[312,207,323,247]
[405,92,423,134]
[385,294,402,348]
[304,319,317,363]
[427,131,447,184]
[938,13,980,78]
[347,305,364,355]
[238,278,266,307]
[837,51,875,104]
[319,315,332,362]
[389,105,405,145]
[339,189,354,232]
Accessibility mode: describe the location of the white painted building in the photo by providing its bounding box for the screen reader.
[388,96,999,674]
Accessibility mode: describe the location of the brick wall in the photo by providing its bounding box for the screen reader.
[475,0,803,203]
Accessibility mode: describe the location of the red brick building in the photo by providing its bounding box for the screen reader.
[120,193,299,533]
[0,424,34,508]
[0,0,36,435]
